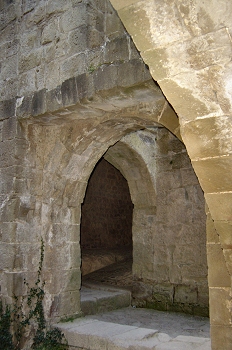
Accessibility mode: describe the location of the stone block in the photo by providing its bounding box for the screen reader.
[210,325,232,350]
[18,48,42,73]
[207,243,230,287]
[93,64,118,91]
[1,222,17,243]
[61,77,78,107]
[209,287,232,326]
[32,89,46,116]
[5,272,28,296]
[117,59,147,87]
[60,53,86,82]
[0,54,17,80]
[181,115,232,160]
[105,6,125,39]
[0,98,16,120]
[18,69,36,95]
[41,18,59,45]
[2,117,23,141]
[68,25,88,55]
[214,220,232,248]
[60,5,87,33]
[159,76,216,123]
[174,285,198,305]
[24,1,46,26]
[104,35,129,63]
[0,3,16,31]
[206,213,219,244]
[46,86,62,112]
[141,47,169,81]
[87,28,105,49]
[44,268,81,294]
[192,156,232,193]
[58,290,81,318]
[88,5,104,32]
[205,192,232,221]
[0,243,16,270]
[15,94,33,118]
[20,28,41,54]
[118,3,153,52]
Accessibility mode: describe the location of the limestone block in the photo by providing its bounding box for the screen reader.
[209,287,232,326]
[0,197,20,221]
[117,59,148,87]
[181,116,232,160]
[61,77,78,107]
[18,48,42,73]
[0,3,17,31]
[32,89,46,116]
[41,18,59,45]
[15,94,33,118]
[207,243,231,287]
[60,5,87,33]
[176,0,232,37]
[222,249,232,275]
[206,213,219,244]
[159,75,220,122]
[24,1,46,27]
[105,6,125,39]
[20,29,41,55]
[88,5,104,33]
[210,325,232,350]
[205,192,232,222]
[46,87,62,112]
[214,220,232,249]
[57,290,81,318]
[93,65,118,92]
[104,35,129,63]
[18,69,36,95]
[0,243,16,270]
[5,271,29,296]
[174,285,198,305]
[43,268,81,294]
[0,54,17,80]
[68,26,88,55]
[45,244,72,270]
[118,3,154,52]
[87,28,105,49]
[142,28,232,82]
[60,53,86,82]
[1,78,18,101]
[51,224,80,243]
[192,156,232,193]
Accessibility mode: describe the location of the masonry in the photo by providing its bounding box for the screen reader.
[0,1,232,349]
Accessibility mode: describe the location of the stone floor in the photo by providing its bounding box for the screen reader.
[58,257,211,349]
[57,295,211,350]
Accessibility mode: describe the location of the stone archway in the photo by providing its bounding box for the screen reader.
[80,157,133,280]
[20,81,207,324]
[109,1,232,347]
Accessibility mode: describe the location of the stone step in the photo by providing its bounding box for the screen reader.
[55,317,211,350]
[80,283,131,316]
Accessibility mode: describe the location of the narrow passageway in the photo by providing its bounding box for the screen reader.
[80,158,133,289]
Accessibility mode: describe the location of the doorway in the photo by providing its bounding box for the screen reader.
[80,157,134,289]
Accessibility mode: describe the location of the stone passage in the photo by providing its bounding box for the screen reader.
[81,158,133,250]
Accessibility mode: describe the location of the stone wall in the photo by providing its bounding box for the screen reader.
[0,0,150,117]
[105,128,208,316]
[81,158,133,249]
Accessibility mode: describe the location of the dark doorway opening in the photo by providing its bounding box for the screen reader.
[81,158,133,289]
